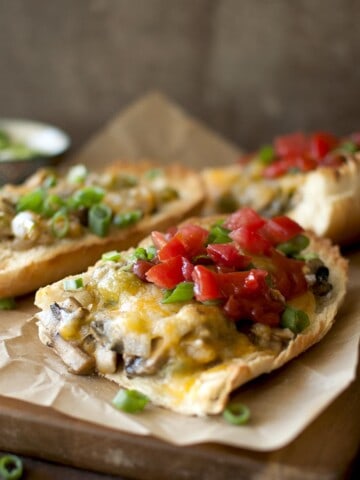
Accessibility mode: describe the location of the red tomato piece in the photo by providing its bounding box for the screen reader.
[218,269,268,298]
[309,132,338,161]
[262,156,294,178]
[192,265,221,302]
[151,231,168,249]
[274,132,308,157]
[207,243,252,269]
[223,295,281,326]
[158,236,187,261]
[230,226,272,255]
[145,256,185,289]
[176,224,209,258]
[224,207,266,231]
[181,256,194,281]
[261,216,303,244]
[270,251,307,299]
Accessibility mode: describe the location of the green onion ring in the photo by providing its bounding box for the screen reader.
[112,389,149,413]
[50,210,70,238]
[101,250,122,262]
[113,210,143,229]
[223,402,250,425]
[0,454,23,480]
[63,277,84,291]
[88,203,112,237]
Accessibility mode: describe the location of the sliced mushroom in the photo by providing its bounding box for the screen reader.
[124,337,169,377]
[52,333,95,375]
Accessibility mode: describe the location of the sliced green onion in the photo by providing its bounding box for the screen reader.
[116,174,138,188]
[280,306,310,333]
[102,250,122,262]
[338,141,358,154]
[145,168,163,179]
[145,245,157,260]
[67,164,88,184]
[162,282,194,304]
[258,145,275,165]
[0,297,16,310]
[0,454,23,480]
[43,194,65,217]
[223,402,250,425]
[293,251,319,261]
[63,277,84,291]
[16,188,45,213]
[88,203,112,237]
[51,210,70,238]
[72,186,105,208]
[112,389,149,413]
[42,173,58,189]
[133,247,148,261]
[277,234,310,256]
[207,223,231,244]
[113,210,143,229]
[157,187,179,202]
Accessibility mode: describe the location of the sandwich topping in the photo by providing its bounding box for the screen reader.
[206,131,360,216]
[36,208,333,392]
[0,164,179,249]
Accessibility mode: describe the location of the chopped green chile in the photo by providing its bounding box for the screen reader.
[102,250,122,262]
[223,403,250,425]
[112,389,149,413]
[207,223,232,244]
[280,306,310,333]
[258,145,275,165]
[0,454,23,480]
[72,186,105,208]
[0,297,16,310]
[162,282,195,304]
[113,210,143,228]
[51,210,70,238]
[88,203,112,237]
[16,188,45,213]
[63,277,84,291]
[277,234,310,256]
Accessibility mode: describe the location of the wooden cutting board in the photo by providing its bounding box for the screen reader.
[0,365,359,480]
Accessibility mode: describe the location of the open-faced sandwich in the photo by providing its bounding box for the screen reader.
[35,207,347,416]
[202,131,360,245]
[0,161,204,299]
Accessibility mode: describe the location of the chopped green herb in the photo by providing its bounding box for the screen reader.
[277,234,310,256]
[113,210,143,229]
[280,306,310,333]
[63,277,84,291]
[72,186,105,208]
[102,250,122,262]
[0,454,23,480]
[16,188,45,213]
[51,209,70,238]
[207,223,231,244]
[0,297,16,310]
[112,389,149,413]
[223,402,250,425]
[88,203,112,237]
[258,145,275,165]
[162,282,194,304]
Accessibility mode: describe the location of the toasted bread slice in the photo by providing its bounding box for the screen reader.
[0,161,205,298]
[202,154,360,245]
[35,212,347,416]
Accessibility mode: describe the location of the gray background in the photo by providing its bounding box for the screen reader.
[1,0,359,151]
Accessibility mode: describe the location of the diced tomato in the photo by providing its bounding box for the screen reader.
[261,216,303,244]
[181,257,194,281]
[230,226,272,255]
[132,260,154,281]
[176,224,209,258]
[145,256,185,289]
[274,132,308,157]
[309,132,338,161]
[263,157,293,178]
[223,295,282,326]
[206,243,251,269]
[224,207,266,231]
[192,265,221,302]
[158,236,187,261]
[269,250,307,299]
[151,231,168,249]
[217,269,268,298]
